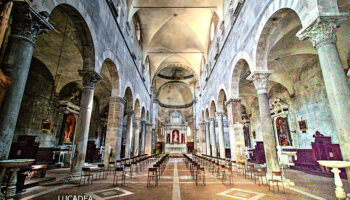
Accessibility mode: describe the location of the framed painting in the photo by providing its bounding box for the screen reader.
[298,120,308,131]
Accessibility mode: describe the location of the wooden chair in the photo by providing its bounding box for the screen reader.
[226,167,234,185]
[255,167,267,185]
[124,164,133,179]
[79,167,93,186]
[147,168,159,187]
[237,162,245,176]
[195,166,205,186]
[97,164,108,179]
[113,167,126,186]
[245,163,255,180]
[268,171,286,193]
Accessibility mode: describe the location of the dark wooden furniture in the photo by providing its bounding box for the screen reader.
[187,142,194,153]
[293,131,346,179]
[36,148,54,164]
[86,141,100,163]
[9,135,39,162]
[250,142,266,164]
[29,165,47,178]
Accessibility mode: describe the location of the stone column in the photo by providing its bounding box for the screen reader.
[205,121,211,155]
[140,120,146,154]
[125,110,134,158]
[198,122,205,154]
[298,16,350,182]
[209,117,217,157]
[133,116,141,156]
[103,96,125,166]
[144,122,153,155]
[248,71,280,173]
[71,71,102,172]
[0,2,53,159]
[226,99,245,162]
[216,112,226,158]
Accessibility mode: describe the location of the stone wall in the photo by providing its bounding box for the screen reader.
[30,0,151,112]
[248,62,338,149]
[15,58,59,147]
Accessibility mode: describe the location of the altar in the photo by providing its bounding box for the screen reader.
[163,111,188,154]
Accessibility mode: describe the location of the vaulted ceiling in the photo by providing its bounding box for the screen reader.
[129,0,224,80]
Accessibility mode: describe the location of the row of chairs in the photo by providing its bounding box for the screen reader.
[79,154,157,186]
[193,154,234,185]
[183,154,205,185]
[147,154,169,187]
[197,154,287,193]
[113,154,159,186]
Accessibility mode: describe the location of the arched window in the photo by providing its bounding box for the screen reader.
[210,22,215,42]
[133,15,142,42]
[136,21,141,41]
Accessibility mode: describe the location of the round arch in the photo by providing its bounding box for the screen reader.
[123,87,134,110]
[217,89,227,112]
[253,0,313,71]
[101,58,120,97]
[48,3,96,70]
[210,100,216,118]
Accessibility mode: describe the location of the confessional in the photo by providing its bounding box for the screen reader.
[293,131,346,178]
[249,142,266,164]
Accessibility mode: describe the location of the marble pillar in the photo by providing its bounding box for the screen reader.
[216,112,226,158]
[0,2,53,159]
[145,122,153,155]
[133,117,141,156]
[140,120,146,154]
[71,71,102,172]
[205,121,211,155]
[227,99,245,162]
[125,110,134,158]
[209,117,217,157]
[199,122,206,154]
[248,71,280,173]
[103,96,125,166]
[298,16,350,182]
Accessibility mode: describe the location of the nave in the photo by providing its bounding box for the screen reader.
[18,156,349,200]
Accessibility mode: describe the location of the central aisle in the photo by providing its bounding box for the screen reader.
[20,157,330,200]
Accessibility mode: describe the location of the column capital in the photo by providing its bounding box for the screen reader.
[126,109,134,117]
[11,2,54,44]
[79,70,102,89]
[216,111,225,118]
[247,70,273,94]
[134,116,141,121]
[297,15,348,49]
[110,96,126,105]
[209,117,215,122]
[225,98,241,106]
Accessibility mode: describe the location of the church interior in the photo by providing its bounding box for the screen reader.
[0,0,349,199]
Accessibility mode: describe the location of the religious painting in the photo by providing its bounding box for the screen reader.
[167,134,170,143]
[41,119,51,133]
[298,120,308,131]
[276,117,292,146]
[172,129,179,143]
[181,134,185,144]
[252,131,256,139]
[64,114,76,144]
[243,126,251,147]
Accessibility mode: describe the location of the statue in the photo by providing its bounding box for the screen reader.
[64,114,76,143]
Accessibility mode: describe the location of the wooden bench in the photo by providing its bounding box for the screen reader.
[29,164,47,178]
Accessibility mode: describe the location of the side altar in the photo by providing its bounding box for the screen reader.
[163,111,188,154]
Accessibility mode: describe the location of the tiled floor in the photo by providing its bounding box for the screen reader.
[18,158,350,200]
